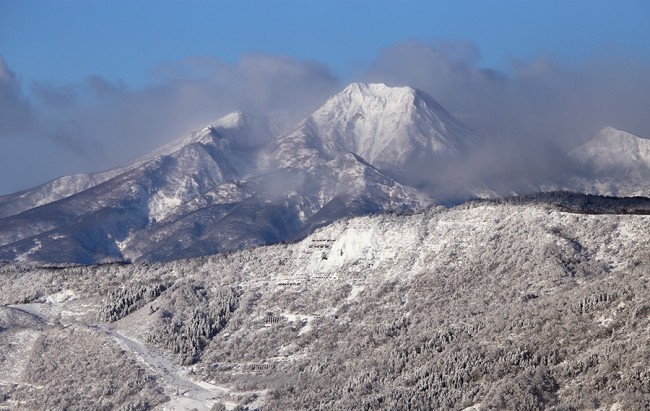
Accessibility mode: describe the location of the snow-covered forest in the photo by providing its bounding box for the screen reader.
[1,198,649,410]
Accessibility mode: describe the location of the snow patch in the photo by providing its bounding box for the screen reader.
[148,192,183,222]
[347,285,365,302]
[15,239,41,262]
[46,289,77,304]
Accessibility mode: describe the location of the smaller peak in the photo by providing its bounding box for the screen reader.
[209,111,246,130]
[595,126,624,138]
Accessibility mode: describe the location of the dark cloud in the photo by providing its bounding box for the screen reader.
[30,81,77,107]
[0,55,35,136]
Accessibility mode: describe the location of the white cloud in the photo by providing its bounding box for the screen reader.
[362,41,650,197]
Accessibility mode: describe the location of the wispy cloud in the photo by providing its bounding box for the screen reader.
[0,54,340,194]
[365,40,650,143]
[363,40,650,198]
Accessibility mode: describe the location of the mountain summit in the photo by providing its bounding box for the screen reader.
[571,127,650,171]
[268,83,475,176]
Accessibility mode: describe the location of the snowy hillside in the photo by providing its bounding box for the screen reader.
[1,200,649,410]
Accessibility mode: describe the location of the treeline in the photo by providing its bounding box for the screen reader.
[475,190,650,215]
[99,282,171,322]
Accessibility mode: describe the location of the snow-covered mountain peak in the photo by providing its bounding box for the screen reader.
[571,127,650,169]
[565,127,650,197]
[317,82,420,123]
[271,82,476,174]
[142,111,270,165]
[182,111,255,146]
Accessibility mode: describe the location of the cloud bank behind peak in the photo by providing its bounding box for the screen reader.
[1,41,649,196]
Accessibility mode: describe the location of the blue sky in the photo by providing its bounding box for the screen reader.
[3,1,649,86]
[1,0,649,194]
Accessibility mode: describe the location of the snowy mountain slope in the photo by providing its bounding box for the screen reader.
[567,127,650,196]
[0,159,425,265]
[2,200,649,409]
[265,82,476,176]
[0,84,450,264]
[0,170,124,220]
[0,115,262,263]
[2,152,426,264]
[0,111,268,220]
[4,83,650,265]
[571,126,650,170]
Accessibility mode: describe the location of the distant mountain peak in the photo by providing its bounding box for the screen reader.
[572,127,650,169]
[566,126,650,197]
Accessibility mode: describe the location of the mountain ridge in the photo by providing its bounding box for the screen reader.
[0,83,450,264]
[1,83,649,265]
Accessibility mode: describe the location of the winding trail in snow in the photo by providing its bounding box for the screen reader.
[93,324,266,410]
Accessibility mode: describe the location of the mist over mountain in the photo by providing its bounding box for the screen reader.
[0,83,444,264]
[0,82,649,266]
